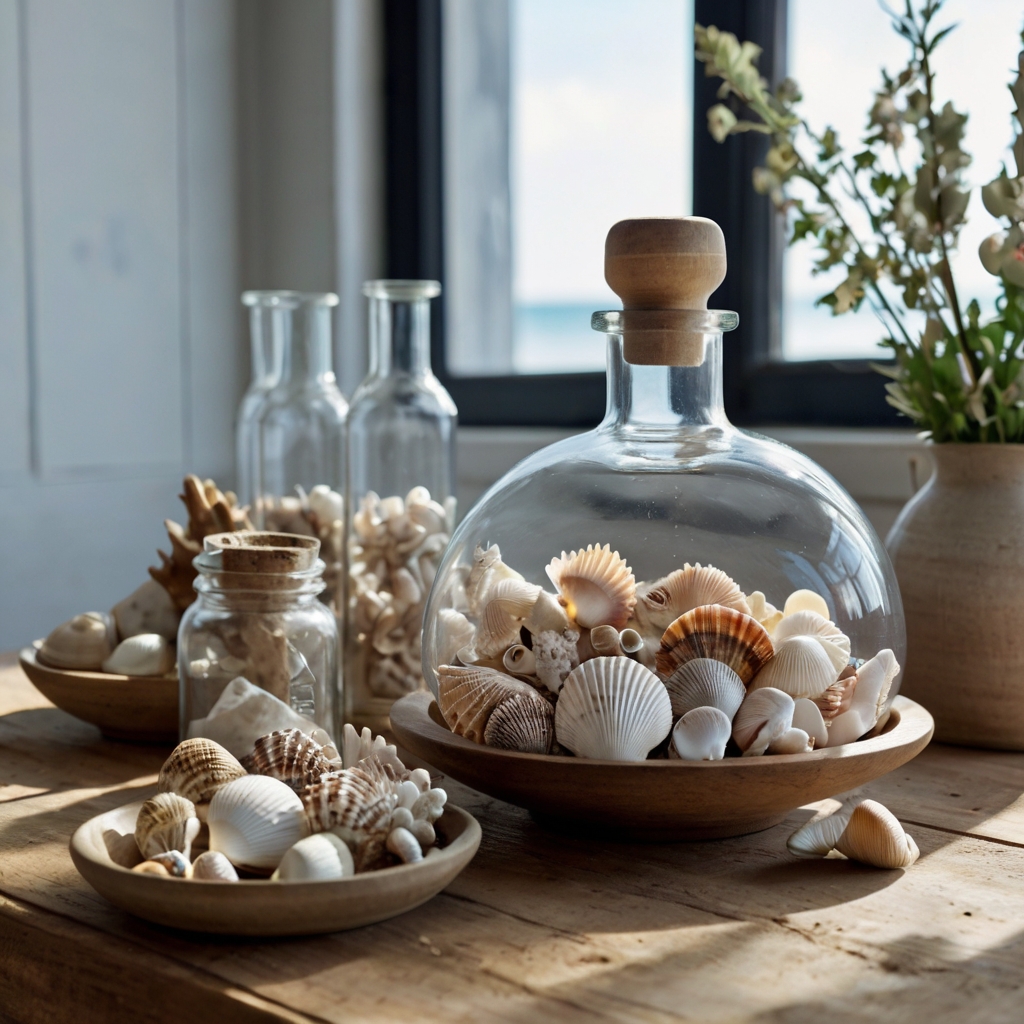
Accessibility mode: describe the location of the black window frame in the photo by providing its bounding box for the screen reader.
[382,0,903,429]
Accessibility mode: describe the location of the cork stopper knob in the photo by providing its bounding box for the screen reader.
[604,217,727,366]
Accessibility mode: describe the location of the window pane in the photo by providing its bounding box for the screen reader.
[784,0,1021,361]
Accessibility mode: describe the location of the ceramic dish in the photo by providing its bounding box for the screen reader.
[20,645,178,743]
[70,799,481,935]
[390,691,933,841]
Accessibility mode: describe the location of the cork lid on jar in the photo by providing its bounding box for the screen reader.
[202,532,321,574]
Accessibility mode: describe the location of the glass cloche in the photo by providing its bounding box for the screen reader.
[420,218,905,763]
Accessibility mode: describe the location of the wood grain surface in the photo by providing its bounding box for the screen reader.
[2,651,1024,1023]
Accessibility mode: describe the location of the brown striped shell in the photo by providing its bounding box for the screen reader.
[300,754,397,835]
[134,792,201,859]
[242,729,337,790]
[656,604,774,684]
[436,664,545,743]
[482,689,555,754]
[158,737,247,804]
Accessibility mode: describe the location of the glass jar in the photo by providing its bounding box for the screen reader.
[345,280,457,731]
[178,532,339,756]
[249,291,348,612]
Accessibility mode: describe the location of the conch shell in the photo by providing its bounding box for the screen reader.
[546,544,636,629]
[656,604,774,684]
[787,800,858,858]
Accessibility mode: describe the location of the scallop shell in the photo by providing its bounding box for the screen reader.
[826,649,900,747]
[546,544,636,629]
[465,544,524,616]
[435,608,476,667]
[134,792,201,859]
[772,610,851,674]
[782,589,830,620]
[271,832,354,881]
[158,737,247,804]
[300,754,398,835]
[662,658,746,720]
[475,578,544,657]
[554,656,672,761]
[437,664,544,743]
[101,633,175,676]
[636,564,751,633]
[242,729,336,790]
[732,687,794,756]
[748,635,837,699]
[656,605,774,684]
[483,689,555,754]
[835,799,920,869]
[670,706,732,761]
[502,644,537,676]
[787,800,858,858]
[792,697,829,748]
[207,774,306,870]
[38,612,116,670]
[190,850,239,881]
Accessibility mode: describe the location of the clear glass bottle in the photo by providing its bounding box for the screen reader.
[250,291,348,613]
[346,280,457,731]
[178,532,339,756]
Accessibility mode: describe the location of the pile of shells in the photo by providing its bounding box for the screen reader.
[123,723,447,881]
[348,487,456,700]
[433,543,900,762]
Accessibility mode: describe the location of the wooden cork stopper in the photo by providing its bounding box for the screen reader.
[604,217,727,365]
[203,532,321,574]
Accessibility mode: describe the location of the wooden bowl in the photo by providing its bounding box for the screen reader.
[390,692,934,841]
[19,645,178,743]
[70,800,481,935]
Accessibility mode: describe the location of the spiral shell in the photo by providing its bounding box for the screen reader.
[546,544,636,629]
[483,690,555,754]
[670,706,732,761]
[475,578,544,657]
[748,635,837,699]
[158,738,247,805]
[437,664,546,742]
[663,658,746,720]
[787,800,858,858]
[242,729,337,790]
[636,564,750,633]
[656,605,774,684]
[38,612,116,670]
[134,792,201,860]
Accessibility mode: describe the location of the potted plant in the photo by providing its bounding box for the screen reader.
[696,1,1024,747]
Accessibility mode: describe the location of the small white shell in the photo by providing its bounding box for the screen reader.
[732,687,794,756]
[38,612,116,670]
[190,850,239,881]
[826,649,900,747]
[271,832,354,881]
[554,656,672,762]
[663,658,746,719]
[589,624,624,657]
[207,775,306,870]
[787,800,858,858]
[749,635,837,699]
[670,706,732,761]
[792,697,829,748]
[546,544,636,629]
[387,826,424,864]
[619,628,644,654]
[782,589,830,620]
[772,610,851,674]
[767,727,812,754]
[102,633,175,676]
[835,799,919,869]
[308,484,344,524]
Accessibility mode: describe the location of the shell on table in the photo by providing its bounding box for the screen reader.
[437,664,548,743]
[101,633,175,676]
[474,578,543,657]
[242,729,338,790]
[190,850,239,881]
[483,690,555,754]
[787,800,858,858]
[207,774,306,870]
[554,656,672,762]
[158,737,247,805]
[835,799,920,869]
[748,634,837,699]
[134,792,201,860]
[782,589,831,620]
[663,658,746,720]
[38,612,117,670]
[670,706,732,761]
[732,687,795,756]
[300,754,398,836]
[271,832,354,881]
[772,610,851,675]
[826,649,900,747]
[546,544,636,630]
[635,563,751,635]
[656,605,774,685]
[792,697,829,748]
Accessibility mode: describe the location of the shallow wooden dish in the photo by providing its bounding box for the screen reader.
[19,645,178,743]
[391,691,934,841]
[70,800,481,936]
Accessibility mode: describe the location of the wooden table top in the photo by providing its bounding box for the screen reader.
[2,652,1024,1024]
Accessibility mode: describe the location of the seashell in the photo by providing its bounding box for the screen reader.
[826,649,900,747]
[635,563,751,634]
[834,799,919,869]
[814,667,857,719]
[437,664,545,743]
[132,860,171,877]
[101,633,175,676]
[409,818,436,849]
[207,774,306,870]
[792,697,829,748]
[787,800,858,858]
[483,690,555,754]
[545,544,636,629]
[767,727,812,755]
[670,706,732,761]
[190,850,239,881]
[308,484,343,524]
[554,657,672,761]
[158,737,247,804]
[772,610,851,674]
[523,589,571,635]
[782,589,830,620]
[532,629,580,693]
[271,832,354,881]
[746,590,783,633]
[502,644,537,676]
[656,605,774,684]
[386,826,423,864]
[112,578,181,641]
[475,578,543,657]
[732,687,794,756]
[340,722,404,773]
[242,729,335,790]
[748,635,837,699]
[465,545,524,617]
[300,755,398,835]
[38,612,116,670]
[435,608,476,667]
[619,628,644,654]
[589,624,624,657]
[134,793,201,860]
[662,658,746,719]
[148,850,191,877]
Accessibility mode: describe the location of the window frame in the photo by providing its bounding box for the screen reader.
[383,0,903,429]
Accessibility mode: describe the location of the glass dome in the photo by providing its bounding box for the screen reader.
[420,219,904,761]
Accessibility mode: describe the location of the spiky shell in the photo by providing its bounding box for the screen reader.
[663,658,746,720]
[554,656,672,762]
[437,664,543,742]
[792,697,829,748]
[242,729,336,790]
[772,610,851,674]
[101,633,175,676]
[787,800,858,858]
[732,687,795,756]
[158,738,247,804]
[749,635,837,699]
[546,544,636,629]
[670,706,732,761]
[636,564,750,633]
[834,799,919,869]
[271,832,354,881]
[190,850,239,881]
[207,775,305,870]
[38,612,116,670]
[475,578,543,657]
[134,792,201,859]
[483,689,555,754]
[300,755,397,835]
[782,589,830,620]
[656,605,774,684]
[826,649,900,747]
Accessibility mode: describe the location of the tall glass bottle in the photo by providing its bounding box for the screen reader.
[250,291,348,613]
[346,280,457,731]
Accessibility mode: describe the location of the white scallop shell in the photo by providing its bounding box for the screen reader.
[826,649,900,747]
[546,544,636,629]
[102,633,175,676]
[635,563,751,633]
[207,774,306,870]
[748,635,837,699]
[271,832,354,881]
[670,706,732,761]
[134,792,201,860]
[782,589,830,620]
[732,687,795,756]
[787,800,858,858]
[835,799,919,869]
[554,656,672,761]
[792,697,829,748]
[662,658,746,719]
[772,610,851,674]
[189,850,239,881]
[38,612,117,670]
